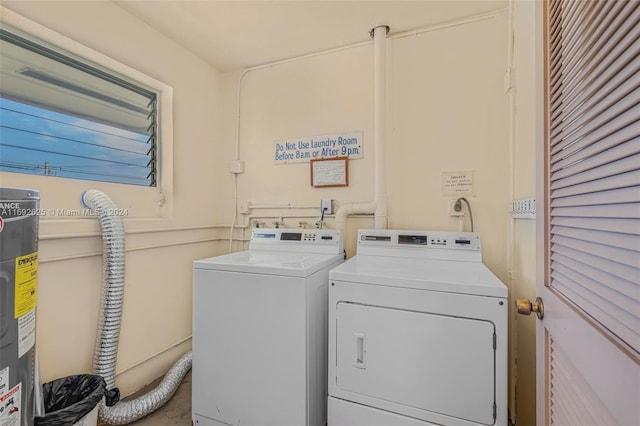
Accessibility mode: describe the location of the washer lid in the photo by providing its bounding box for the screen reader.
[194,250,343,277]
[330,255,507,298]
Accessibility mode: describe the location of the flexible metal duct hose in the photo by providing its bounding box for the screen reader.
[82,190,192,425]
[82,190,125,389]
[99,352,192,425]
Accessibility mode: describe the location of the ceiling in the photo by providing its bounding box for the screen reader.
[115,1,507,72]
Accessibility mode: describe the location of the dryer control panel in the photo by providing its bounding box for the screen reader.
[357,229,482,261]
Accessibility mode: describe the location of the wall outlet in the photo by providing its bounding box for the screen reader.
[230,160,245,174]
[239,201,251,214]
[321,199,334,215]
[447,199,464,217]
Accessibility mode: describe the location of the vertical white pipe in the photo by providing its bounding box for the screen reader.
[335,25,389,232]
[373,25,389,229]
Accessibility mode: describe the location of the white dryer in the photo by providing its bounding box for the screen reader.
[328,229,507,426]
[192,228,344,426]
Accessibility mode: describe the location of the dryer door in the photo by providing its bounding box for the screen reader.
[336,302,496,425]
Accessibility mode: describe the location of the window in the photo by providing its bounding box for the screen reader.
[0,27,158,186]
[0,8,173,225]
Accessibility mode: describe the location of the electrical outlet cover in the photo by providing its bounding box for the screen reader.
[321,199,333,215]
[230,160,245,174]
[447,199,464,217]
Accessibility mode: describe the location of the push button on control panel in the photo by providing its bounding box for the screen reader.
[430,238,448,246]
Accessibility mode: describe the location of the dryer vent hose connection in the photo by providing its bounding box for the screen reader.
[81,189,192,425]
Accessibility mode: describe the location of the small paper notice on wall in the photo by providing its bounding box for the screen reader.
[442,171,474,195]
[311,157,348,187]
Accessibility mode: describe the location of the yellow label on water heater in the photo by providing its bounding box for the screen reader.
[15,252,38,318]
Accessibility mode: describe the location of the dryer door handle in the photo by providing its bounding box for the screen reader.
[353,332,366,369]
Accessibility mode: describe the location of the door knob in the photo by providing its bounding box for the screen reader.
[516,297,544,320]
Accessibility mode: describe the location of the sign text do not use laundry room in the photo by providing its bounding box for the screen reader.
[274,131,363,164]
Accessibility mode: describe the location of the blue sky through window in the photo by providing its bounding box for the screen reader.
[0,97,153,186]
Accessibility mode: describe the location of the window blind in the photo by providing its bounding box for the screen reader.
[0,27,157,186]
[547,0,640,353]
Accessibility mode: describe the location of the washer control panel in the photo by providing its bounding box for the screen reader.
[251,228,344,254]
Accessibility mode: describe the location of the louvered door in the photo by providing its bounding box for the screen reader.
[536,0,640,425]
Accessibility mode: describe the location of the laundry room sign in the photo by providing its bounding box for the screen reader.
[274,131,363,164]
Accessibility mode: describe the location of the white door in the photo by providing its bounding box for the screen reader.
[336,302,496,425]
[533,287,639,425]
[526,1,640,425]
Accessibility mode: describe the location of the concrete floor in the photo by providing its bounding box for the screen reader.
[117,370,192,426]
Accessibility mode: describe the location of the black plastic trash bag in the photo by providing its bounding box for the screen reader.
[35,375,106,426]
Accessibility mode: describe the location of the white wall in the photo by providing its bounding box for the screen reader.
[388,14,509,280]
[1,1,226,395]
[223,12,509,274]
[227,44,375,253]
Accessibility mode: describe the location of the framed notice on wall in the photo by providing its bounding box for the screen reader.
[310,157,348,187]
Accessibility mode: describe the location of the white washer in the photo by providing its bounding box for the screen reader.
[192,228,344,426]
[328,229,507,426]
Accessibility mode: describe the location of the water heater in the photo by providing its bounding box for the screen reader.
[1,187,39,426]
